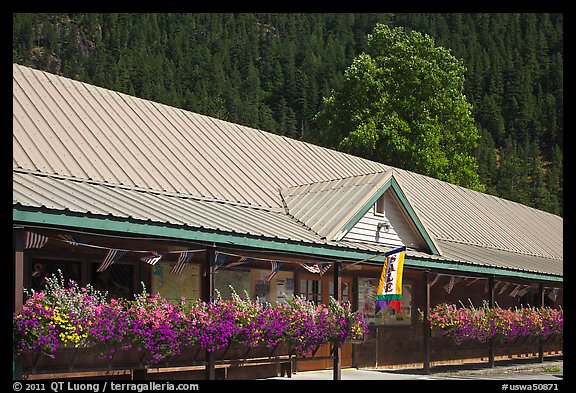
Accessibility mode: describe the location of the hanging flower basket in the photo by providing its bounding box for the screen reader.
[421,302,563,346]
[13,271,368,372]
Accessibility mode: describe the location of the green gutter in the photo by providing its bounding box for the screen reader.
[13,207,562,282]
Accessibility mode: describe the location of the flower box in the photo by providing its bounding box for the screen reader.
[14,271,368,374]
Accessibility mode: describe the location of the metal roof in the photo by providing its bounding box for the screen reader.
[393,169,563,261]
[13,63,383,209]
[12,63,563,278]
[280,172,392,240]
[12,170,322,245]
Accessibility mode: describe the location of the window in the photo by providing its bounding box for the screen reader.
[300,279,322,305]
[214,267,294,303]
[30,258,81,293]
[357,277,412,326]
[91,262,136,300]
[375,195,385,216]
[329,281,350,303]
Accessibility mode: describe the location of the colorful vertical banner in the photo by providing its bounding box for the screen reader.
[375,246,406,313]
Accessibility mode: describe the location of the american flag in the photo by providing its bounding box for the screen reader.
[214,252,227,270]
[300,262,330,275]
[443,276,457,293]
[96,249,127,272]
[59,234,84,246]
[140,252,163,265]
[265,261,282,282]
[548,288,559,302]
[24,231,49,249]
[509,284,522,297]
[170,251,195,275]
[226,256,253,268]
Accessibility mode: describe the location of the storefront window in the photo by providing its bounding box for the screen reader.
[91,262,135,300]
[214,268,294,303]
[357,277,412,326]
[151,262,201,302]
[300,279,322,304]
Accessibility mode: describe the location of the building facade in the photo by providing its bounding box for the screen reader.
[13,64,562,380]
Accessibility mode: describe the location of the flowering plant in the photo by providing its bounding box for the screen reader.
[421,301,563,345]
[13,270,108,358]
[13,273,368,365]
[126,286,187,364]
[326,297,369,346]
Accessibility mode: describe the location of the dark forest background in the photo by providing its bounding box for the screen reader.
[12,13,563,216]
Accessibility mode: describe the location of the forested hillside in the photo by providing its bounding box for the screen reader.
[12,13,563,216]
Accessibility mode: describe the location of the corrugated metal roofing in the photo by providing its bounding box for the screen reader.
[13,170,410,261]
[12,63,563,278]
[13,63,384,209]
[12,170,322,245]
[280,172,392,240]
[393,169,563,261]
[436,239,562,276]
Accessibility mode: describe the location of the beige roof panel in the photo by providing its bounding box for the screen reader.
[12,170,321,244]
[393,169,563,260]
[281,171,393,239]
[13,63,385,208]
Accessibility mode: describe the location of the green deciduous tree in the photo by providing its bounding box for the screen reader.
[313,24,484,191]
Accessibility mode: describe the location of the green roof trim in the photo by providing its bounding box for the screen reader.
[13,207,561,283]
[337,174,440,255]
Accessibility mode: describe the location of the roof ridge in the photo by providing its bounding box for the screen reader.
[280,169,391,193]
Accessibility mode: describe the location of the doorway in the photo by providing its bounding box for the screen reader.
[296,273,354,371]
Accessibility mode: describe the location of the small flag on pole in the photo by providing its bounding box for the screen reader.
[96,249,127,272]
[547,288,559,302]
[24,231,49,249]
[443,276,457,294]
[171,251,195,274]
[509,284,522,297]
[140,252,163,265]
[429,274,441,288]
[499,282,510,295]
[265,261,282,282]
[516,286,529,297]
[375,246,406,313]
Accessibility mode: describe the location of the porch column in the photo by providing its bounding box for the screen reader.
[488,276,495,367]
[13,227,24,380]
[538,282,544,362]
[333,261,342,381]
[422,270,431,374]
[202,246,216,380]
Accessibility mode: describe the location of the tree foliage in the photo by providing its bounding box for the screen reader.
[313,24,484,191]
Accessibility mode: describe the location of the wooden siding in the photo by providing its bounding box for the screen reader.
[343,190,428,251]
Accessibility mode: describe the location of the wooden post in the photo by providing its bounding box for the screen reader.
[13,227,24,380]
[202,246,216,380]
[333,261,341,381]
[488,276,495,367]
[422,270,431,374]
[538,282,544,362]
